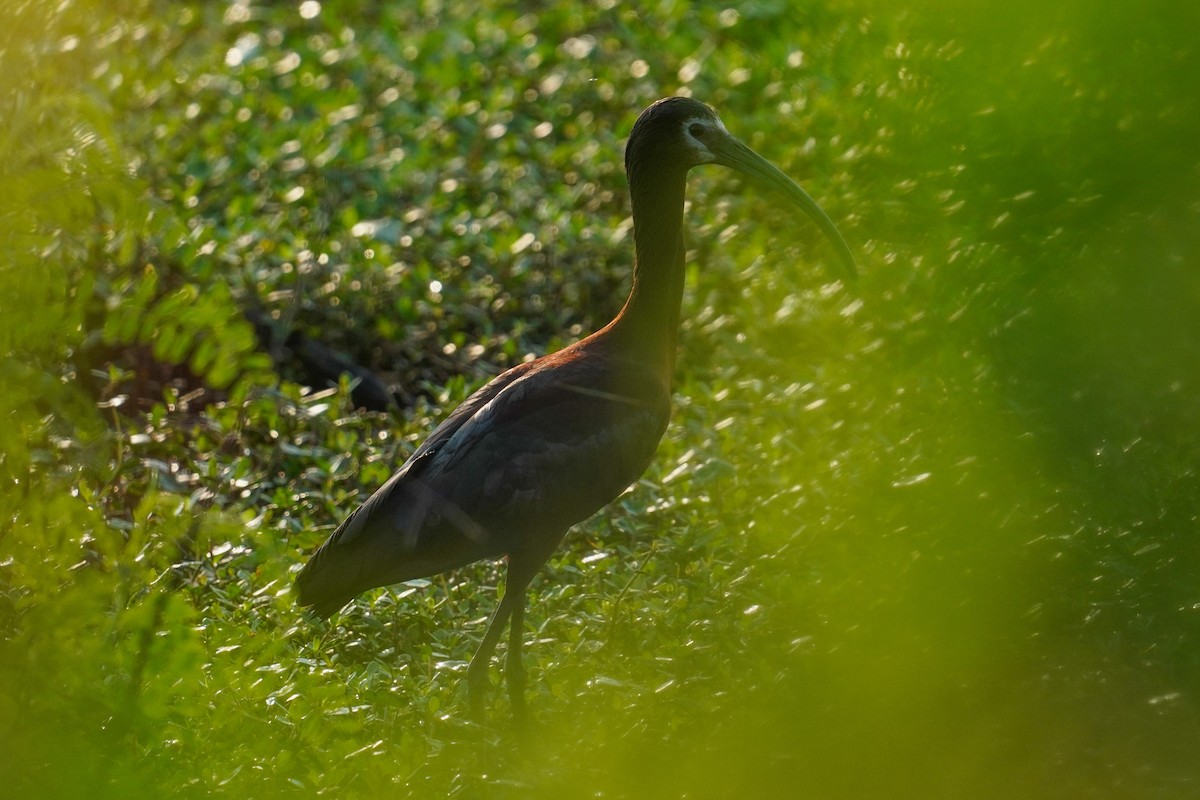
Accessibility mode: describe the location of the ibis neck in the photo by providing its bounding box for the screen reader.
[608,168,689,374]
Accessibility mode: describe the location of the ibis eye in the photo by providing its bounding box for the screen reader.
[688,123,705,138]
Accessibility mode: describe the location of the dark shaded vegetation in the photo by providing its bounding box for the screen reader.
[1,0,1198,796]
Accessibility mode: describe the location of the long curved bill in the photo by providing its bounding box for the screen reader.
[710,133,857,281]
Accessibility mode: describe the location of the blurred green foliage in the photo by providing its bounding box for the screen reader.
[1,0,1197,797]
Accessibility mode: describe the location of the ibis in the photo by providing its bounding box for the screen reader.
[295,96,855,718]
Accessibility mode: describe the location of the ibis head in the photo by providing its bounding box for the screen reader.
[625,96,856,281]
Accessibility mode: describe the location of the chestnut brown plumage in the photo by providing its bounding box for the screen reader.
[295,96,855,718]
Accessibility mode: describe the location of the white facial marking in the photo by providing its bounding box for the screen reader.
[683,115,722,163]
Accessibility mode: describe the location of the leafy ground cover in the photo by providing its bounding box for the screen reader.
[2,0,1198,796]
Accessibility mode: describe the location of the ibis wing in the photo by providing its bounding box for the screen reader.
[421,355,672,539]
[294,353,670,616]
[408,360,540,465]
[293,360,535,614]
[321,359,537,548]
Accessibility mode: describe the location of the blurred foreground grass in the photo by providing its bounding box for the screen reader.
[1,0,1198,797]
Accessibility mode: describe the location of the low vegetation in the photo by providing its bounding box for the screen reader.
[2,0,1197,796]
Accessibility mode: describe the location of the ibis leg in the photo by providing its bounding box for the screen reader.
[466,556,537,717]
[506,593,527,723]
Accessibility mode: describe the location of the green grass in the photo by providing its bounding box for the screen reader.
[2,0,1199,796]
